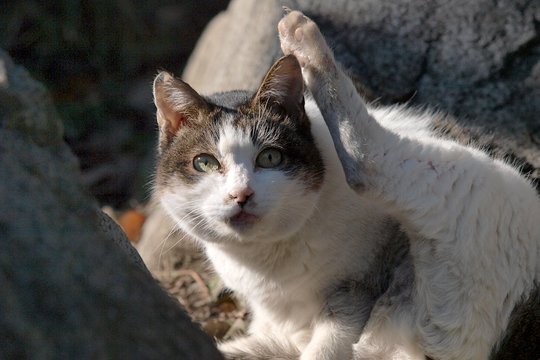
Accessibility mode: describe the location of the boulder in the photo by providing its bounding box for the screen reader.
[0,49,222,359]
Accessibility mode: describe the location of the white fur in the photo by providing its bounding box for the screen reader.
[278,10,540,360]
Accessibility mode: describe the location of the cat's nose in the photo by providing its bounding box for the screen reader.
[229,187,254,208]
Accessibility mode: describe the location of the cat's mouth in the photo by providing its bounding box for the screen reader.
[228,210,260,229]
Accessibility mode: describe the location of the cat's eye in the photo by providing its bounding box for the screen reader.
[256,148,283,168]
[193,154,221,173]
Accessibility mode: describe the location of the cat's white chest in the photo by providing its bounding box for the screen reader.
[204,242,323,326]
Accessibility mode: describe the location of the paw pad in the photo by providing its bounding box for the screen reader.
[278,10,331,72]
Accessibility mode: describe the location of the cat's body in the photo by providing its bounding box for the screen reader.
[201,97,412,359]
[152,11,540,360]
[153,80,403,357]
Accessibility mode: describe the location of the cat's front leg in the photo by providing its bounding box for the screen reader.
[300,280,375,360]
[219,334,300,360]
[300,321,355,360]
[219,317,300,360]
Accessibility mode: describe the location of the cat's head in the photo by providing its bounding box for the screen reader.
[153,55,324,245]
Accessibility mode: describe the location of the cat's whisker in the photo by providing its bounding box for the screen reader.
[154,207,202,266]
[162,229,193,255]
[163,214,208,254]
[156,219,184,269]
[152,221,179,253]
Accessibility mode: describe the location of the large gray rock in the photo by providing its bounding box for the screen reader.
[0,49,222,359]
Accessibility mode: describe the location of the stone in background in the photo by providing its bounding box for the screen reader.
[0,49,222,359]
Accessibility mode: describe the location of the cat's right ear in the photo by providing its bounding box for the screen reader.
[153,72,208,149]
[252,55,305,122]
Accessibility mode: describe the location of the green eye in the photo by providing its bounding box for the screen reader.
[193,154,221,173]
[256,148,283,168]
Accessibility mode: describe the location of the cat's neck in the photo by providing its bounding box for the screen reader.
[204,233,301,270]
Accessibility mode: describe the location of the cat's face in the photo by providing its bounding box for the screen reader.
[154,56,325,244]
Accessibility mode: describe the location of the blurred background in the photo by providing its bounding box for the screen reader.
[1,0,229,208]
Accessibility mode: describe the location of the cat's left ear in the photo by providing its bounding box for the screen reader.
[252,55,305,121]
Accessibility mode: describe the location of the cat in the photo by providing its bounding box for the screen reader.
[151,10,540,360]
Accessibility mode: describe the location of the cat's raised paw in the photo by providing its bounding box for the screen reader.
[278,10,335,75]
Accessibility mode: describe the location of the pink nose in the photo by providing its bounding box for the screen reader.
[229,187,254,207]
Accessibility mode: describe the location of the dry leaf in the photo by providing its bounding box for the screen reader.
[117,209,146,243]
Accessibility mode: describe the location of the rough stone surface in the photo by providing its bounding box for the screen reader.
[0,49,222,359]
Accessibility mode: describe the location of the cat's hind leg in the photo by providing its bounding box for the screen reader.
[279,10,378,192]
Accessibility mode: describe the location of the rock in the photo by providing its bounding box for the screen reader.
[0,49,222,359]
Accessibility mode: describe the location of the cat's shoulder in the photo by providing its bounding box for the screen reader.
[368,104,448,139]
